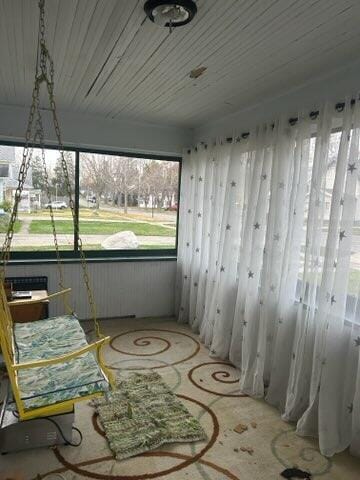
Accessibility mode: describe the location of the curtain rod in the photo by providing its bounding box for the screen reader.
[188,98,356,153]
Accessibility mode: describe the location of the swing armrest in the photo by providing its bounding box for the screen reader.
[8,288,71,306]
[12,336,110,371]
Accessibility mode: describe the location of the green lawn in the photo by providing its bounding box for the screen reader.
[29,220,176,237]
[298,269,360,296]
[14,244,174,251]
[0,218,21,234]
[138,244,175,250]
[13,244,101,251]
[348,270,360,295]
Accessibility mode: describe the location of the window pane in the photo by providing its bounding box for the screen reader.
[79,152,179,251]
[0,145,75,252]
[298,133,341,282]
[350,176,360,297]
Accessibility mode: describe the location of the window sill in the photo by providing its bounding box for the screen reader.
[7,250,177,265]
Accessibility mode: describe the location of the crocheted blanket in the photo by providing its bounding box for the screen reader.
[92,372,207,460]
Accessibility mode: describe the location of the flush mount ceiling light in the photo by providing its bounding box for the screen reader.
[144,0,197,32]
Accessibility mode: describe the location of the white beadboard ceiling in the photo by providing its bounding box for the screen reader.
[1,0,360,128]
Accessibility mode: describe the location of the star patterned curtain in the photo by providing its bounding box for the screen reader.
[176,99,360,458]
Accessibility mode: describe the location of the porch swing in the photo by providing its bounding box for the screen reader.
[0,0,114,422]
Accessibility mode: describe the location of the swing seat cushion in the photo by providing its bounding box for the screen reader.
[14,314,109,411]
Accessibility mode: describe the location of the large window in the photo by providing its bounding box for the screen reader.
[79,152,179,251]
[0,144,180,259]
[297,131,360,300]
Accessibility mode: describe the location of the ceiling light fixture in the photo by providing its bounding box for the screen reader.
[144,0,197,33]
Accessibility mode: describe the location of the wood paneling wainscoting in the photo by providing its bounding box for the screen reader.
[6,260,176,320]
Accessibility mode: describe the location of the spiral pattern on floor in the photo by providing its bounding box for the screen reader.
[2,318,359,480]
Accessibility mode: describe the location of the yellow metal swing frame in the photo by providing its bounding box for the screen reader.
[0,0,115,421]
[0,284,115,421]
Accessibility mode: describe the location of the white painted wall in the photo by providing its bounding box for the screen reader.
[0,104,191,157]
[6,260,177,320]
[194,58,360,143]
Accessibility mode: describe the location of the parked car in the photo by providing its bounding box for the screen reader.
[44,200,67,210]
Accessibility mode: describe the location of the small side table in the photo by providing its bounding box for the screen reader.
[8,290,49,323]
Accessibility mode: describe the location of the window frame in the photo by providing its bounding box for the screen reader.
[0,140,181,263]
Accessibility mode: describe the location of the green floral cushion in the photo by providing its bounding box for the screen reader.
[14,315,108,411]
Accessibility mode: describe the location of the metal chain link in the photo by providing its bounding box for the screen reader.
[1,0,101,337]
[34,103,73,316]
[45,52,101,336]
[0,84,38,280]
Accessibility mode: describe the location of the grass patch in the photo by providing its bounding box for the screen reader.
[22,207,177,223]
[138,244,175,250]
[14,244,74,251]
[0,217,21,234]
[298,269,360,296]
[348,270,360,295]
[29,220,175,236]
[14,244,175,252]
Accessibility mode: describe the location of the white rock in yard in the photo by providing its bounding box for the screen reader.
[101,231,139,250]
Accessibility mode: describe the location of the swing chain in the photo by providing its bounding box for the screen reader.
[0,84,38,279]
[1,0,102,338]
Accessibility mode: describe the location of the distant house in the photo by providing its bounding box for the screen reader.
[0,145,40,213]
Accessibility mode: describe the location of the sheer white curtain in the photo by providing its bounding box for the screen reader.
[176,99,360,457]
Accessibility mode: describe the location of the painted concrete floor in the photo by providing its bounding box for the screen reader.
[1,317,360,480]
